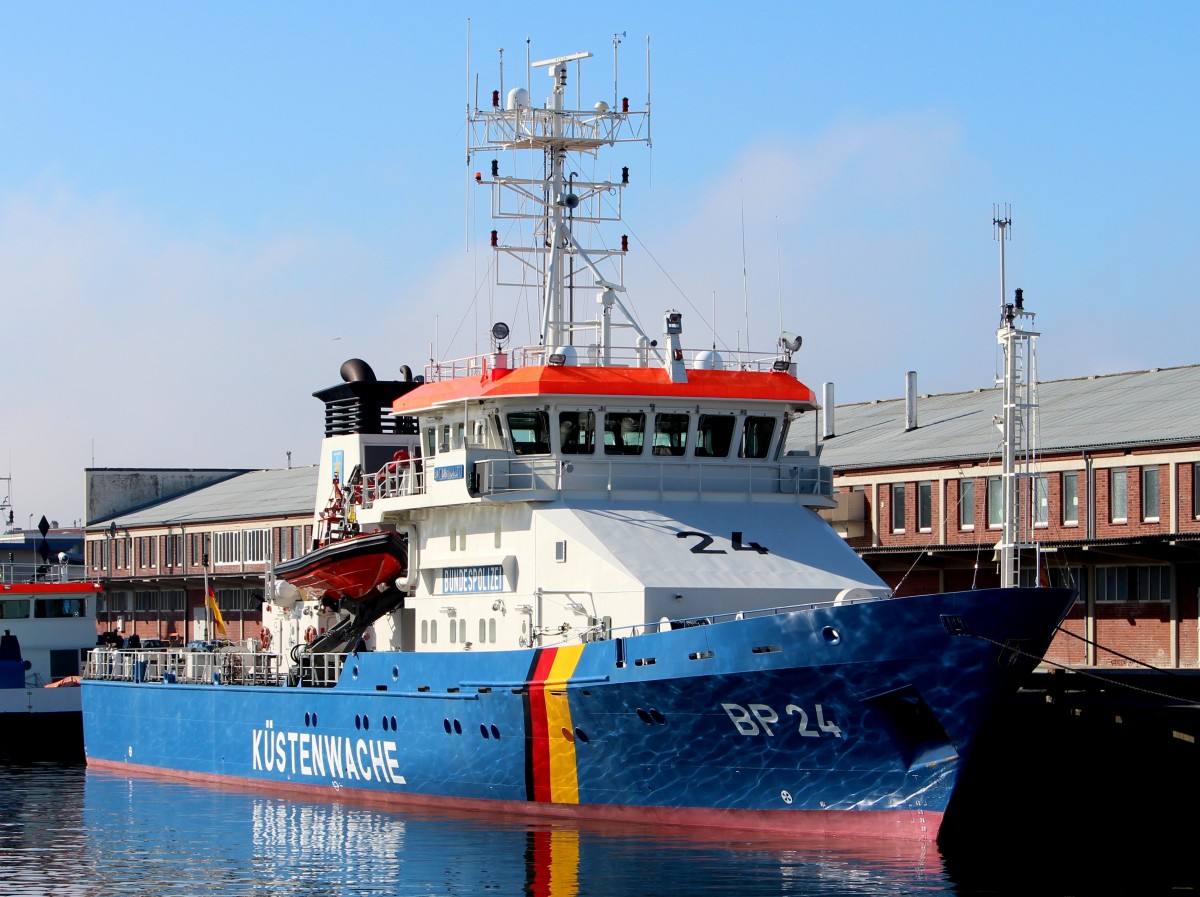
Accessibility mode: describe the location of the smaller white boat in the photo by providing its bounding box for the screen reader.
[0,553,103,762]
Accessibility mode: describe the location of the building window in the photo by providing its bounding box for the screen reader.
[166,535,182,568]
[243,529,270,564]
[918,482,932,531]
[891,484,906,533]
[1142,466,1160,522]
[1110,468,1127,522]
[987,477,1003,528]
[1062,472,1079,526]
[213,531,241,565]
[1195,462,1200,519]
[136,537,156,568]
[959,479,975,530]
[1095,565,1171,602]
[1033,475,1049,527]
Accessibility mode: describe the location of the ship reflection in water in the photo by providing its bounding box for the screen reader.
[0,762,1196,896]
[3,763,948,896]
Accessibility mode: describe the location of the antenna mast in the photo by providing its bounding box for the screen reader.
[993,206,1041,588]
[467,46,652,357]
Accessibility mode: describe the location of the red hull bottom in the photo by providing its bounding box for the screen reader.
[86,757,942,843]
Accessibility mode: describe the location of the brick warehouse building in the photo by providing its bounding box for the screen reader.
[816,363,1200,671]
[80,363,1200,673]
[82,466,317,647]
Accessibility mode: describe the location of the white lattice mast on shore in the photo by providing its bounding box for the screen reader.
[994,207,1041,588]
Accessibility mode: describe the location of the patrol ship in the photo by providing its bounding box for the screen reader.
[82,43,1073,842]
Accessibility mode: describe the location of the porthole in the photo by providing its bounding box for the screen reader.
[443,718,452,734]
[561,727,575,743]
[574,728,590,743]
[636,708,653,724]
[304,712,312,727]
[391,716,397,730]
[453,719,462,735]
[822,626,842,646]
[481,724,490,739]
[352,665,360,679]
[490,724,500,740]
[363,716,370,730]
[355,715,362,730]
[312,712,318,726]
[650,709,665,724]
[392,666,400,681]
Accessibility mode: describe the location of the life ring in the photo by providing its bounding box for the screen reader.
[260,628,272,651]
[305,626,317,643]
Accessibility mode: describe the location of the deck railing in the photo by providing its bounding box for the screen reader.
[476,457,832,498]
[82,648,347,688]
[364,457,831,504]
[1,561,92,585]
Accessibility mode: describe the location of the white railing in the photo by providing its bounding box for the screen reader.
[84,648,300,687]
[476,458,832,499]
[1,561,92,585]
[424,344,791,384]
[364,466,425,504]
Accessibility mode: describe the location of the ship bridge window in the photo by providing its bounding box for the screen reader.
[0,598,30,619]
[695,414,735,458]
[34,597,87,618]
[652,413,689,456]
[739,416,777,459]
[604,412,646,455]
[558,411,596,455]
[507,410,550,455]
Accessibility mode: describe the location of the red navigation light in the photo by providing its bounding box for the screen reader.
[621,235,629,252]
[490,230,498,247]
[622,97,629,113]
[492,90,500,108]
[622,166,629,184]
[475,172,482,183]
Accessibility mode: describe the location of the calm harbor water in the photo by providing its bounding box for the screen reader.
[0,760,1195,897]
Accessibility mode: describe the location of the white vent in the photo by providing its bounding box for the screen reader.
[905,372,918,431]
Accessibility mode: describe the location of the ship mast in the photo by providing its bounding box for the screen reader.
[994,207,1041,588]
[467,45,652,360]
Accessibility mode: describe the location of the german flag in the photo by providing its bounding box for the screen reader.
[206,585,227,637]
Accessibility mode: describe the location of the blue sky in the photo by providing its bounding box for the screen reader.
[2,2,1197,524]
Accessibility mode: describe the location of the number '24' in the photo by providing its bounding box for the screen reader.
[677,531,769,554]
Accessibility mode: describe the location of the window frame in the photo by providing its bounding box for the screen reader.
[1033,474,1049,527]
[1141,465,1160,522]
[1062,471,1079,526]
[959,479,975,531]
[1110,467,1128,523]
[918,481,933,532]
[891,483,906,533]
[987,477,1003,529]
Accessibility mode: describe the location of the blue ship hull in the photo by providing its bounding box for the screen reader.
[82,586,1072,842]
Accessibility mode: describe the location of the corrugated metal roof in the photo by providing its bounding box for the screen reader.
[87,466,320,529]
[817,364,1200,471]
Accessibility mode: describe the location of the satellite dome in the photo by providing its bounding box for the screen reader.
[506,87,529,110]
